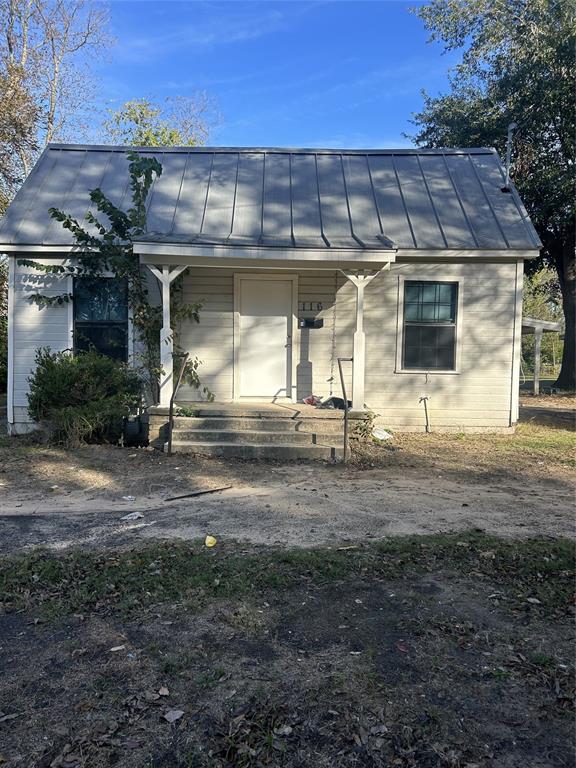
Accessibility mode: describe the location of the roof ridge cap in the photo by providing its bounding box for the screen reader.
[45,142,497,155]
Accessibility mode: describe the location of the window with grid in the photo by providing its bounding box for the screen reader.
[402,281,458,370]
[73,278,128,361]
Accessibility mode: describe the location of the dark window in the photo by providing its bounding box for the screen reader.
[73,278,128,361]
[402,281,458,370]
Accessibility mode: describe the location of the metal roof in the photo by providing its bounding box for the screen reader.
[0,143,541,251]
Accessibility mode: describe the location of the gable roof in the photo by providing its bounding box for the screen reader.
[0,143,541,252]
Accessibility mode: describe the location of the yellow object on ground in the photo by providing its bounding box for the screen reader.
[205,535,217,548]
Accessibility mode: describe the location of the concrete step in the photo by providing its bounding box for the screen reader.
[173,404,344,420]
[172,429,340,445]
[166,441,342,460]
[175,405,336,419]
[171,416,344,434]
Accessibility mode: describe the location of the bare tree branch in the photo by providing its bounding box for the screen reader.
[0,0,113,195]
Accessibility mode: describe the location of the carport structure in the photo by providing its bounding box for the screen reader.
[522,316,563,395]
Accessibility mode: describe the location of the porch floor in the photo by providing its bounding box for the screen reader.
[173,401,345,420]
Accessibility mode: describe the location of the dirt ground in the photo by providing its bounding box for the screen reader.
[0,415,574,767]
[1,535,574,768]
[519,393,576,410]
[1,421,574,553]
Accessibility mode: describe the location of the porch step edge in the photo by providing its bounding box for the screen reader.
[171,429,342,444]
[167,406,345,420]
[169,417,344,433]
[166,441,343,460]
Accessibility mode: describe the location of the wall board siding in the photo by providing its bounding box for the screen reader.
[9,258,520,431]
[10,260,72,419]
[177,261,519,429]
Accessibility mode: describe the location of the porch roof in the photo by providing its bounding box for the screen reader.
[0,143,541,253]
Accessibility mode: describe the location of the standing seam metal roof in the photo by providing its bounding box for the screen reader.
[0,144,542,251]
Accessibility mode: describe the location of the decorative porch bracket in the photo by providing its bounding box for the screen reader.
[146,264,188,407]
[341,268,387,411]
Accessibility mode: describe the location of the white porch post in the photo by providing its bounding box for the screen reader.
[342,270,382,412]
[533,328,543,396]
[146,264,188,407]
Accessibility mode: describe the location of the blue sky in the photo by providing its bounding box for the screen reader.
[95,0,458,148]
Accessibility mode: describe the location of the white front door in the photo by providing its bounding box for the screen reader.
[237,276,294,399]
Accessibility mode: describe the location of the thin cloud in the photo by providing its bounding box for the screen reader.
[115,8,287,63]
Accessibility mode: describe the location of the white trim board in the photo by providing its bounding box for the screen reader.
[139,254,394,271]
[509,260,524,425]
[135,243,396,263]
[1,244,539,260]
[6,256,15,425]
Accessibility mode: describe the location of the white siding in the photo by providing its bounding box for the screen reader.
[8,257,72,432]
[177,260,520,430]
[177,268,235,401]
[364,261,518,429]
[176,268,353,402]
[8,256,521,433]
[8,257,154,432]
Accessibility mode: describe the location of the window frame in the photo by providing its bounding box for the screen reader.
[395,275,463,375]
[72,276,131,363]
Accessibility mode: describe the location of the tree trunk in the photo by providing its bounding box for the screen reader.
[554,233,575,390]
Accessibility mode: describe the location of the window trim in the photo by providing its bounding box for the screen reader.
[395,275,463,375]
[72,275,131,363]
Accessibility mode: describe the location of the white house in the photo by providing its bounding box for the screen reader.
[0,144,541,455]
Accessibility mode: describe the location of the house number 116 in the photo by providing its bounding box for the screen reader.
[299,302,323,311]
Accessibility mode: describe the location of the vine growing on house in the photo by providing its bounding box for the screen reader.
[18,151,211,401]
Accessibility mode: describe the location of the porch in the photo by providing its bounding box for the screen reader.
[147,400,369,460]
[138,250,395,415]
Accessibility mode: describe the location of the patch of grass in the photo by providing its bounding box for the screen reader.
[91,670,127,693]
[161,651,202,676]
[489,669,512,680]
[211,700,290,767]
[530,652,556,668]
[497,424,575,468]
[0,533,573,621]
[195,666,226,690]
[353,422,576,472]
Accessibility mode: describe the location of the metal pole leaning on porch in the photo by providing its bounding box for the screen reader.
[167,352,190,457]
[145,264,188,407]
[338,356,353,463]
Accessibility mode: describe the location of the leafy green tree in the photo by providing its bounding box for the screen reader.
[102,96,218,147]
[411,0,575,389]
